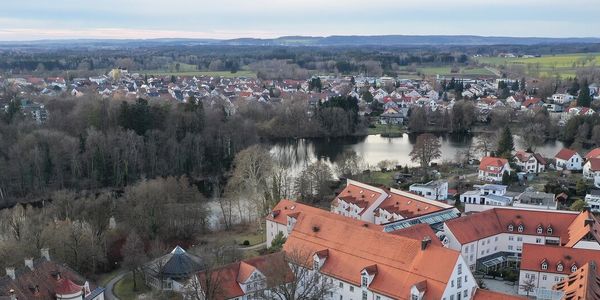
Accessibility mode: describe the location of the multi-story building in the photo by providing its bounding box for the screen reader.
[555,148,583,171]
[585,190,600,212]
[409,180,449,200]
[331,179,455,225]
[519,244,600,297]
[443,208,600,272]
[478,157,511,182]
[583,158,600,188]
[514,150,546,173]
[553,260,600,299]
[461,184,512,212]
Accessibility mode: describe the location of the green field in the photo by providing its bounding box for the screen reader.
[415,66,496,77]
[475,53,600,78]
[140,62,256,78]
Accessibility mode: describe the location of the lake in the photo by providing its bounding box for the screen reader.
[268,133,566,170]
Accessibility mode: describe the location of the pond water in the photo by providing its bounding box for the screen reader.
[268,133,566,170]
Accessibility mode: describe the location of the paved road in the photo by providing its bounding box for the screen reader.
[104,271,128,300]
[238,241,267,251]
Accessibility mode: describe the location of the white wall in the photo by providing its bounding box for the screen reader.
[518,270,566,297]
[441,256,478,300]
[266,219,288,247]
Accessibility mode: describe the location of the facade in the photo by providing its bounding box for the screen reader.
[553,261,600,300]
[583,158,600,188]
[514,150,546,173]
[0,249,105,300]
[461,184,512,212]
[519,244,600,297]
[409,180,449,200]
[513,191,558,210]
[331,179,453,225]
[443,208,600,272]
[555,148,583,171]
[478,157,511,182]
[585,190,600,212]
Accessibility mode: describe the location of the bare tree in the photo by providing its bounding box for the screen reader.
[410,133,442,169]
[520,276,536,296]
[475,133,495,157]
[121,231,147,291]
[262,249,335,300]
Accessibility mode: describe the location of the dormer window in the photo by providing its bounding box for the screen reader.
[557,263,564,272]
[508,224,514,232]
[518,224,524,232]
[361,275,369,287]
[537,226,543,234]
[313,259,320,270]
[541,261,548,270]
[571,265,577,272]
[547,227,553,235]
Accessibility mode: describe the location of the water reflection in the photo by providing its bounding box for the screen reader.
[267,133,566,171]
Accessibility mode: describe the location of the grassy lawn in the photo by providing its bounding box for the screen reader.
[416,66,496,76]
[368,123,404,137]
[475,53,600,78]
[96,268,123,287]
[114,273,150,300]
[360,171,396,187]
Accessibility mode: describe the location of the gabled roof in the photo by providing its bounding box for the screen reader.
[389,223,443,247]
[334,180,386,215]
[556,148,579,161]
[564,210,600,248]
[585,158,600,172]
[445,208,580,245]
[585,148,600,160]
[479,157,509,174]
[283,212,461,299]
[554,261,600,300]
[377,188,450,220]
[521,244,600,275]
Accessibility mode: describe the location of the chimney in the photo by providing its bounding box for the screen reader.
[5,267,15,280]
[421,237,432,251]
[41,248,50,261]
[24,258,34,270]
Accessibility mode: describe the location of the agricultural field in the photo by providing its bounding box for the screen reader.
[415,66,496,77]
[475,53,600,78]
[140,62,256,78]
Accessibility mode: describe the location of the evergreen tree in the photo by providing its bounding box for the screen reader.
[496,127,514,159]
[569,78,580,96]
[578,80,591,107]
[520,77,527,91]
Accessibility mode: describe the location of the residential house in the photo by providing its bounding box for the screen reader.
[585,147,600,160]
[521,97,544,110]
[551,93,575,105]
[519,244,600,297]
[583,158,600,188]
[514,150,546,173]
[585,190,600,213]
[0,248,105,300]
[513,190,558,210]
[443,208,600,271]
[555,149,583,171]
[461,184,513,212]
[409,180,449,201]
[478,157,511,182]
[379,107,403,125]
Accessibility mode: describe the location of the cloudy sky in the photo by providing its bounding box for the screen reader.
[1,0,599,40]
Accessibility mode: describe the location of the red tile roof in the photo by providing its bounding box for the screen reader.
[586,158,600,172]
[445,208,581,244]
[553,261,600,299]
[377,189,448,220]
[334,182,384,215]
[283,212,461,299]
[522,97,543,108]
[521,244,600,275]
[389,223,443,247]
[585,148,600,160]
[556,148,579,161]
[479,157,509,174]
[564,210,600,247]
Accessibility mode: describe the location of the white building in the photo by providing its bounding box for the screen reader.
[478,157,511,182]
[555,148,583,171]
[585,190,600,213]
[518,244,600,297]
[409,180,449,201]
[551,93,575,105]
[513,191,558,210]
[583,158,600,188]
[514,150,546,173]
[443,208,599,272]
[461,184,512,212]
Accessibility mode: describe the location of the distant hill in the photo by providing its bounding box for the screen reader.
[1,35,600,48]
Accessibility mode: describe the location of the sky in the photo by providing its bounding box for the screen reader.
[0,0,599,41]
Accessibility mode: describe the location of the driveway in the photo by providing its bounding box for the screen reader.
[104,271,129,300]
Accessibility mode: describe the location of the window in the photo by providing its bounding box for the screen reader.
[457,277,462,288]
[518,224,524,232]
[465,275,468,282]
[541,262,548,270]
[536,238,542,243]
[362,291,368,300]
[537,226,543,234]
[458,264,462,275]
[547,227,553,235]
[495,236,498,242]
[313,260,319,270]
[376,296,380,300]
[339,282,343,288]
[411,295,419,300]
[451,279,454,287]
[340,296,343,300]
[508,224,514,232]
[509,236,514,241]
[349,286,354,292]
[542,275,547,280]
[571,265,578,272]
[517,237,523,242]
[557,264,564,272]
[362,276,368,287]
[464,290,468,297]
[508,245,513,251]
[450,295,454,300]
